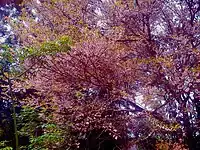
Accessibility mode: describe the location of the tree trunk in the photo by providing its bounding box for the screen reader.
[182,102,194,150]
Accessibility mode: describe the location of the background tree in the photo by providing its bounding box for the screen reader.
[0,3,55,149]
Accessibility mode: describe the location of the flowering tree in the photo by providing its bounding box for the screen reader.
[14,0,200,149]
[23,36,140,149]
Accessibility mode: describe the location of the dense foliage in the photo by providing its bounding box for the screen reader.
[0,0,200,150]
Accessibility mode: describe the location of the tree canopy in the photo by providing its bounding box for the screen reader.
[0,0,200,150]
